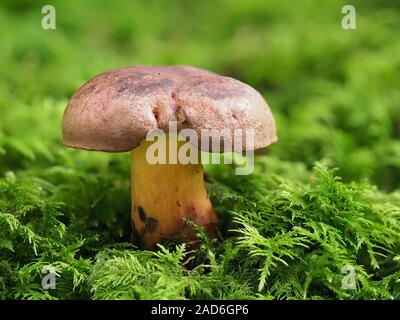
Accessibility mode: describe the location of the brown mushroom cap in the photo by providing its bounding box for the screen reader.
[62,65,277,152]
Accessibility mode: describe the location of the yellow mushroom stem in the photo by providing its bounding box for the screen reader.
[131,134,218,249]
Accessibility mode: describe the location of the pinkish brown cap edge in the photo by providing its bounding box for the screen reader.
[62,65,277,153]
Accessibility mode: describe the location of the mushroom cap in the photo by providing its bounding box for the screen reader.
[62,65,277,152]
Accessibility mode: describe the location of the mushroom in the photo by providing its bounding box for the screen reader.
[62,65,277,249]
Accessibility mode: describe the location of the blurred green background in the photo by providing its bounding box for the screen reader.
[1,0,399,189]
[0,0,399,300]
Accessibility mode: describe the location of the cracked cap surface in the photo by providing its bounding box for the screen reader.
[62,65,277,152]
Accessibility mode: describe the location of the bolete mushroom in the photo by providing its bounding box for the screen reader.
[62,65,276,249]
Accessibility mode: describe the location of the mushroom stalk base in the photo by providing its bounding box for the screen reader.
[131,136,218,249]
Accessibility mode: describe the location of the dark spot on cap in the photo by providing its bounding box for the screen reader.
[117,83,129,93]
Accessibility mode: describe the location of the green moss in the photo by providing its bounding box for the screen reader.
[0,162,399,299]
